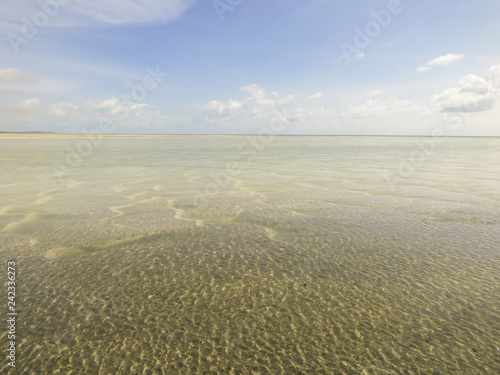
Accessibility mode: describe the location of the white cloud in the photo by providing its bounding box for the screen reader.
[354,52,365,60]
[47,102,78,117]
[4,78,499,135]
[308,92,323,100]
[205,99,243,116]
[0,86,433,135]
[190,84,293,127]
[417,53,464,72]
[0,85,334,134]
[165,85,339,134]
[0,68,36,83]
[21,98,41,110]
[0,98,43,130]
[95,97,148,115]
[0,96,163,133]
[428,53,464,66]
[485,63,500,85]
[93,97,163,132]
[432,64,500,112]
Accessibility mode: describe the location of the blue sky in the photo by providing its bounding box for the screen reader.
[1,0,499,135]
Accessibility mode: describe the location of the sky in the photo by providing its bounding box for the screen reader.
[1,0,500,135]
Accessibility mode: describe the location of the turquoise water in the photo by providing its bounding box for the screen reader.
[0,136,499,374]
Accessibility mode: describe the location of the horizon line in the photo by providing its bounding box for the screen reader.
[1,133,500,138]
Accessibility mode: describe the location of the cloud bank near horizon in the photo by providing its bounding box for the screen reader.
[1,1,500,135]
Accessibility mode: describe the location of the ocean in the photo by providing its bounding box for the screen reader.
[1,136,499,374]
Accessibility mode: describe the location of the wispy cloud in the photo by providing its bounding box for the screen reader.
[342,98,424,119]
[67,0,195,26]
[1,0,195,31]
[339,52,365,61]
[417,53,464,72]
[308,92,323,100]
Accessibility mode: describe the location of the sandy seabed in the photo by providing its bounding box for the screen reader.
[0,137,499,374]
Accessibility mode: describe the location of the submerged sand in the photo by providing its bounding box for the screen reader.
[0,137,499,374]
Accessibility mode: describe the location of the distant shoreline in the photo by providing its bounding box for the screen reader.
[0,133,498,139]
[0,134,200,139]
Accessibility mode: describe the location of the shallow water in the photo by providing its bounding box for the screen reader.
[0,136,499,374]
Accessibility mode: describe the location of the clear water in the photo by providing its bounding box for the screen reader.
[0,136,499,374]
